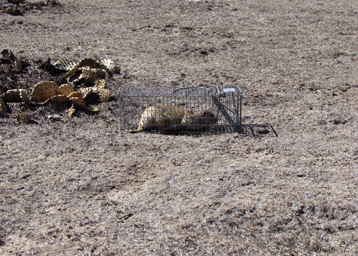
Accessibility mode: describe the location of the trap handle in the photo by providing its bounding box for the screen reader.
[173,87,213,95]
[215,85,243,95]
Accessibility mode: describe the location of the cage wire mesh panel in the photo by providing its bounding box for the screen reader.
[117,86,242,134]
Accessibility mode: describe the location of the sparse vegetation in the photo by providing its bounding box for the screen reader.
[1,0,357,255]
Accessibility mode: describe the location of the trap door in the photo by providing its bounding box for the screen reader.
[212,86,243,132]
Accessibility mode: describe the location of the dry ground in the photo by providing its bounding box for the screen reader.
[1,0,358,255]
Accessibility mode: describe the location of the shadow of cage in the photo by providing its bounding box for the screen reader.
[117,86,249,135]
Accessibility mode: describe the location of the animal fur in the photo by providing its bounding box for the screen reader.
[130,105,217,133]
[182,110,218,130]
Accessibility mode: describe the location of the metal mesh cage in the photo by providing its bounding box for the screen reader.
[117,86,243,134]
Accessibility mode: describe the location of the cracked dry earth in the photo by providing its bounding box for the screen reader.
[1,0,358,255]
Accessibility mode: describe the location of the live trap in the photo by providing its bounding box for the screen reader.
[117,86,243,134]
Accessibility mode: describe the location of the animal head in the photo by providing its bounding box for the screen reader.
[199,110,218,125]
[182,110,218,128]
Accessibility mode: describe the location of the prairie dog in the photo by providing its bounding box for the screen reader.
[130,105,186,132]
[130,105,217,133]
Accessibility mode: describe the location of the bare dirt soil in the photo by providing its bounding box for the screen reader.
[1,0,358,255]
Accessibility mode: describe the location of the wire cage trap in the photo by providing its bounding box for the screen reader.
[117,86,243,134]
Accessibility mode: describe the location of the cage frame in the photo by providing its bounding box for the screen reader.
[117,85,243,134]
